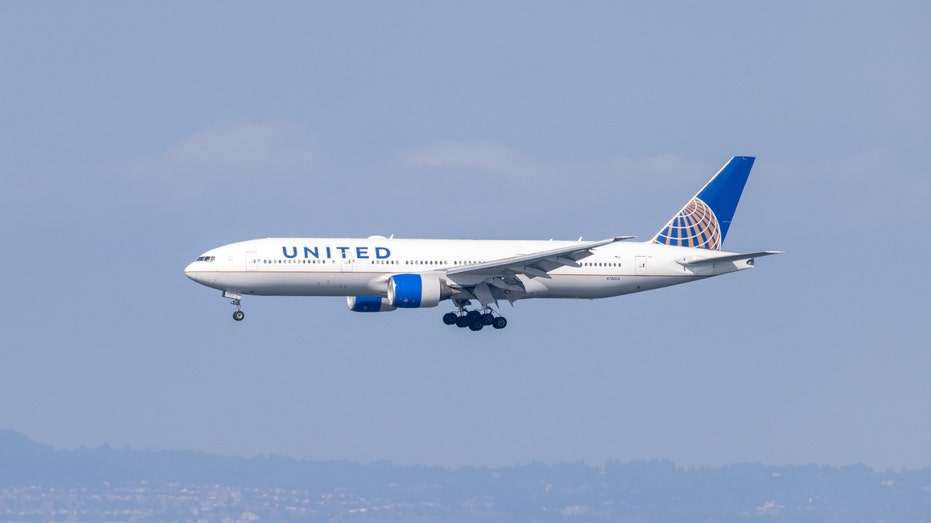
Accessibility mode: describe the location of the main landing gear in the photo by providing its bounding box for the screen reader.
[442,309,508,331]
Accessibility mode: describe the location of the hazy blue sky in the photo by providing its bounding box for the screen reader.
[2,2,929,469]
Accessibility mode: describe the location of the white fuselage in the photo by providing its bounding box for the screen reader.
[183,236,754,302]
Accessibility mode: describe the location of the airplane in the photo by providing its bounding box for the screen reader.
[184,156,781,330]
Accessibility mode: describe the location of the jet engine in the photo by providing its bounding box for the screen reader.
[347,295,396,312]
[386,274,452,308]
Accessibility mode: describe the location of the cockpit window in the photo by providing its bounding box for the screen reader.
[195,256,216,262]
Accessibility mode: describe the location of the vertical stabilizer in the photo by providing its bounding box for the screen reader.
[651,156,754,250]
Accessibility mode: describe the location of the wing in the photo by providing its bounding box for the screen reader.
[443,236,633,306]
[447,236,632,279]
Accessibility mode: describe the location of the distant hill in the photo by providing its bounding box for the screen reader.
[2,429,930,522]
[0,429,54,460]
[0,429,391,488]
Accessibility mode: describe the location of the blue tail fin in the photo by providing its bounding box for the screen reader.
[651,156,754,250]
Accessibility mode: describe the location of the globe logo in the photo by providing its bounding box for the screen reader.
[654,197,722,250]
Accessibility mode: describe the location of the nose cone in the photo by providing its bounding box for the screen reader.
[184,261,204,283]
[185,250,226,289]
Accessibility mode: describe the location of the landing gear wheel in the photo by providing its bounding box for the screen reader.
[442,312,458,325]
[233,310,245,321]
[492,316,508,329]
[481,313,494,325]
[456,315,470,328]
[468,318,484,331]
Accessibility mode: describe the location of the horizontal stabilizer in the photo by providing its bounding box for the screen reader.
[676,250,783,268]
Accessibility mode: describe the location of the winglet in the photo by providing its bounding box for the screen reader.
[652,156,755,250]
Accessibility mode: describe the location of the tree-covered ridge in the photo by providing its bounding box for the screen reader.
[2,430,929,521]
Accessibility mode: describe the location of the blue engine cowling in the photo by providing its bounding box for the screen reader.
[347,295,396,312]
[386,274,450,308]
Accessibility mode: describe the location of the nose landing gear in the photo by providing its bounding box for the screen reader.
[224,290,245,321]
